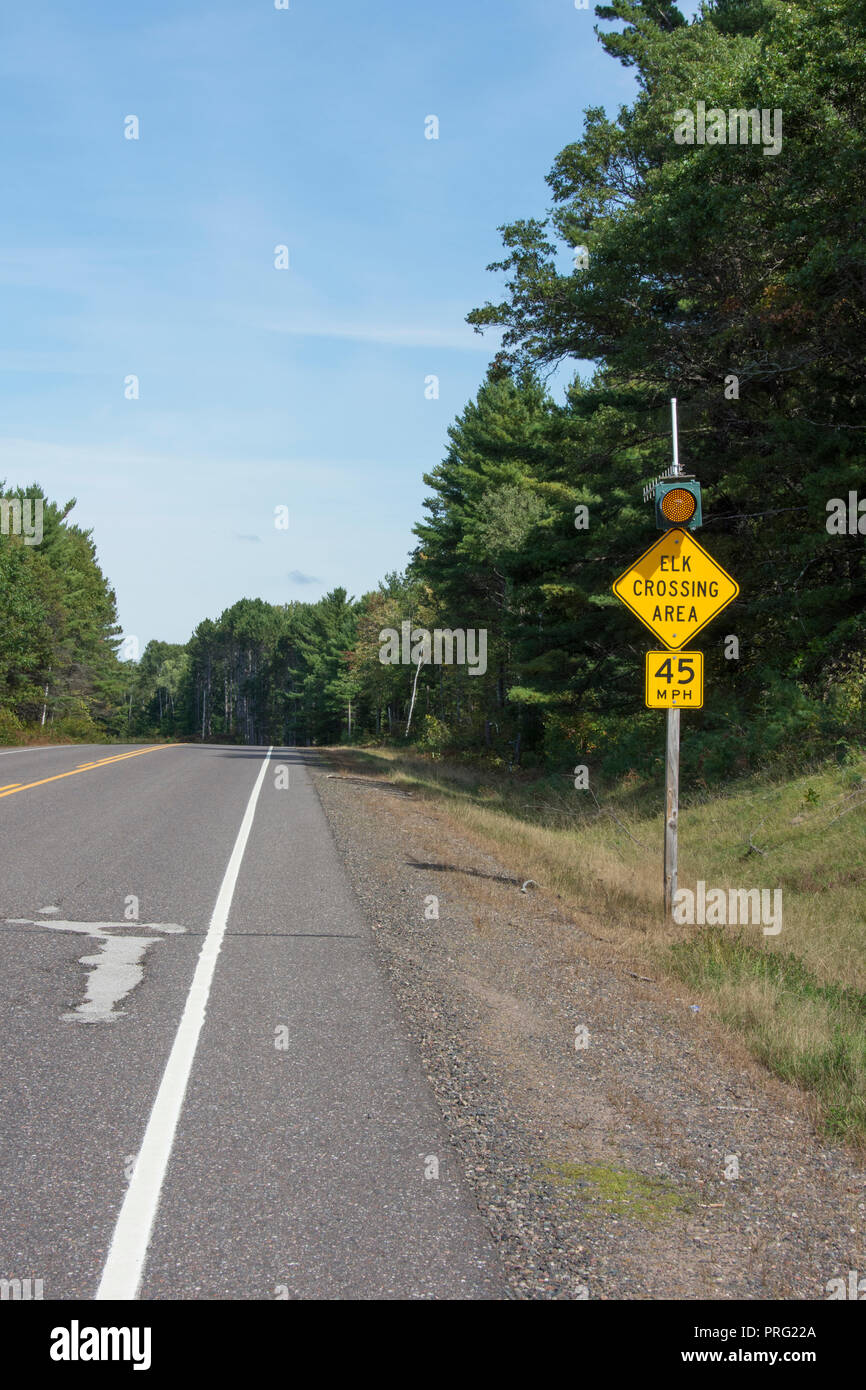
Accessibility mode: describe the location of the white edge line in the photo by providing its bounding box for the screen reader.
[0,744,77,756]
[95,745,274,1300]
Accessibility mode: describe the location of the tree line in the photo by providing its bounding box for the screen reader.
[0,484,124,743]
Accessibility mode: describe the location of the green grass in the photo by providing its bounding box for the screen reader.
[538,1161,695,1224]
[670,931,866,1141]
[670,931,866,1019]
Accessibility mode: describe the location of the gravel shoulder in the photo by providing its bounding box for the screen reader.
[311,751,866,1300]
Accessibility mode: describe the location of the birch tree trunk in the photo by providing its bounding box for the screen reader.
[405,658,425,736]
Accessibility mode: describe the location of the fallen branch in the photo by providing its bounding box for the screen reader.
[823,789,866,830]
[588,787,648,848]
[743,818,768,856]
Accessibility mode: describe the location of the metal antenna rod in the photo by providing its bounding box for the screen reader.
[671,397,681,476]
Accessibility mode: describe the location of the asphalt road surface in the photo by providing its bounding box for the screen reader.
[0,742,505,1300]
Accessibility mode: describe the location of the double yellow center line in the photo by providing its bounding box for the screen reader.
[0,745,175,800]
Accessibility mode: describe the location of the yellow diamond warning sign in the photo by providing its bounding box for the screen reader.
[612,529,738,649]
[645,651,703,709]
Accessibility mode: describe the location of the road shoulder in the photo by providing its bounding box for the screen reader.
[313,750,866,1300]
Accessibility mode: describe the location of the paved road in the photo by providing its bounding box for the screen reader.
[0,743,504,1299]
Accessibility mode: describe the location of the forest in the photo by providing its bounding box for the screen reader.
[2,0,864,784]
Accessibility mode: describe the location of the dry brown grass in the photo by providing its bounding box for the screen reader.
[325,744,866,1144]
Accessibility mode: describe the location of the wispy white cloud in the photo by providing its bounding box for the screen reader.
[0,438,369,489]
[256,313,499,352]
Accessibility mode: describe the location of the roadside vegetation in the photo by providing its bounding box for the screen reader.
[327,744,866,1147]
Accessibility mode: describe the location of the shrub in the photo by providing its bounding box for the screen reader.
[416,714,450,758]
[0,707,23,745]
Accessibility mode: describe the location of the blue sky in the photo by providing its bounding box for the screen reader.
[0,0,644,651]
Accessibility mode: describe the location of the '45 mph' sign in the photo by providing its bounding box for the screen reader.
[645,651,704,709]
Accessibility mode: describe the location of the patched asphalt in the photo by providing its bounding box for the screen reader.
[0,743,505,1300]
